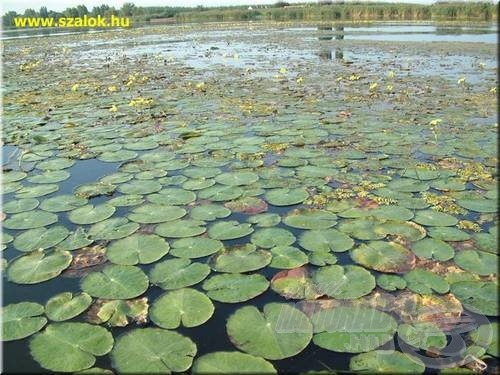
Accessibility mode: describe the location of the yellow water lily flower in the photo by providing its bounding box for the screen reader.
[71,83,79,92]
[386,84,393,91]
[489,87,496,93]
[279,67,288,74]
[296,76,304,84]
[387,71,396,78]
[349,74,360,81]
[369,83,378,91]
[429,119,442,126]
[108,85,117,92]
[109,105,118,112]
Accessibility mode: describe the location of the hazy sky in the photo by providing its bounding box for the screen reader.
[2,0,434,13]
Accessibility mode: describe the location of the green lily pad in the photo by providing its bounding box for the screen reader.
[192,351,276,374]
[337,218,387,240]
[68,204,115,225]
[351,241,415,273]
[299,229,354,252]
[215,171,259,186]
[208,221,254,240]
[270,267,320,300]
[428,226,471,241]
[7,250,72,284]
[128,204,186,223]
[1,302,47,341]
[198,185,243,201]
[379,221,426,241]
[39,195,88,212]
[265,188,308,206]
[457,198,497,213]
[4,210,58,229]
[308,251,338,266]
[398,322,447,350]
[156,219,206,238]
[454,250,497,276]
[30,323,113,372]
[202,273,269,303]
[149,258,210,290]
[224,196,268,214]
[108,194,144,207]
[404,269,450,294]
[270,246,309,269]
[150,188,196,205]
[2,171,27,183]
[81,265,149,299]
[413,210,458,227]
[350,350,425,373]
[226,303,312,359]
[377,274,407,291]
[283,209,337,229]
[57,228,94,251]
[388,179,429,193]
[150,288,214,329]
[251,228,296,249]
[86,297,148,327]
[248,213,281,227]
[468,323,498,357]
[74,183,116,198]
[311,306,397,353]
[313,265,375,299]
[46,292,92,321]
[169,237,222,258]
[371,205,414,221]
[183,167,221,178]
[36,158,75,170]
[3,198,39,214]
[110,328,196,373]
[88,218,139,240]
[98,150,138,162]
[100,172,133,184]
[13,226,69,252]
[209,243,271,273]
[190,204,231,221]
[118,180,161,195]
[106,234,169,265]
[182,178,216,191]
[451,281,498,316]
[400,168,441,181]
[411,238,455,261]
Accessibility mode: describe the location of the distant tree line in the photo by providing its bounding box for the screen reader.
[2,1,497,28]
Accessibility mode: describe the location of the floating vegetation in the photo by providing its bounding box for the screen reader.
[1,20,497,374]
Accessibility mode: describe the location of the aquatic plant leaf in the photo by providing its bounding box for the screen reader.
[128,204,186,223]
[224,197,268,214]
[2,198,39,214]
[150,288,214,329]
[457,198,497,213]
[46,292,92,321]
[251,227,296,249]
[98,150,137,162]
[15,184,59,199]
[2,171,27,183]
[13,226,69,252]
[4,210,58,230]
[411,238,455,261]
[192,351,276,374]
[468,322,498,357]
[86,298,148,327]
[247,213,281,227]
[413,210,458,227]
[156,219,206,238]
[30,323,113,372]
[81,265,148,299]
[1,302,47,341]
[379,221,426,241]
[308,251,338,266]
[454,250,497,276]
[209,244,271,273]
[207,220,253,240]
[7,250,72,284]
[371,205,414,221]
[39,194,88,212]
[150,188,196,205]
[202,273,269,303]
[36,158,75,170]
[404,269,449,294]
[398,322,447,350]
[110,328,196,373]
[311,306,397,353]
[118,180,161,195]
[74,183,116,199]
[337,218,387,240]
[88,218,139,240]
[106,234,169,265]
[377,274,407,292]
[170,237,223,258]
[57,228,94,251]
[270,246,308,269]
[349,350,425,373]
[226,303,312,359]
[108,194,144,207]
[283,209,337,229]
[451,281,498,316]
[68,204,115,225]
[215,171,259,186]
[313,265,375,299]
[198,185,243,201]
[351,241,415,273]
[428,227,471,241]
[270,267,321,300]
[299,229,354,252]
[190,204,231,221]
[149,258,210,290]
[265,188,308,206]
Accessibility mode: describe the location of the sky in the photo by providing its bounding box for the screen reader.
[2,0,434,13]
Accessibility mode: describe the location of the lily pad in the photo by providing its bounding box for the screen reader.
[270,246,309,269]
[30,323,113,372]
[299,229,354,252]
[150,288,214,329]
[215,171,259,186]
[190,204,231,221]
[313,265,375,299]
[170,237,223,258]
[86,298,148,327]
[106,234,169,265]
[350,241,415,273]
[311,306,397,353]
[248,213,281,227]
[411,238,455,261]
[457,198,497,213]
[251,227,296,249]
[413,210,458,227]
[198,185,243,201]
[15,184,59,199]
[404,269,450,294]
[39,194,88,212]
[118,180,161,195]
[350,350,425,373]
[208,221,253,240]
[226,303,312,359]
[149,258,210,290]
[454,250,497,276]
[156,219,206,238]
[202,273,269,303]
[1,302,47,341]
[98,150,137,162]
[4,210,58,230]
[57,228,94,251]
[68,204,115,225]
[110,328,196,373]
[468,323,498,357]
[209,243,271,273]
[128,204,186,223]
[150,188,196,205]
[13,226,69,252]
[283,209,337,229]
[74,183,116,199]
[337,218,387,240]
[265,188,308,206]
[88,218,139,240]
[428,227,471,241]
[377,274,407,291]
[192,351,276,374]
[3,198,39,214]
[36,158,75,170]
[7,250,72,284]
[224,197,268,214]
[398,322,447,350]
[81,265,149,299]
[450,281,498,316]
[270,267,320,300]
[45,292,92,321]
[108,194,144,207]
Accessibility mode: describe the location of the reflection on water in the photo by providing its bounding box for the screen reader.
[318,25,344,60]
